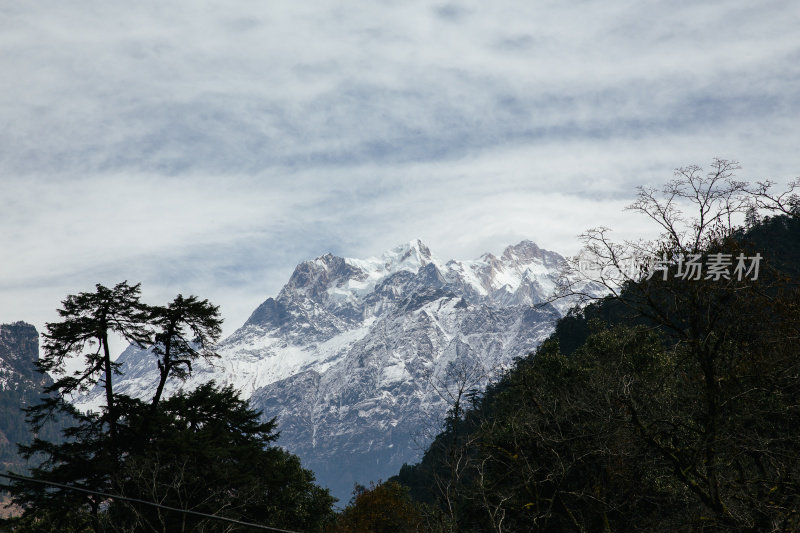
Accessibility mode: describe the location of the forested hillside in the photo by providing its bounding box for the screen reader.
[378,182,800,531]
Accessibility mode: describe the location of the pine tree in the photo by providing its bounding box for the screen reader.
[34,281,150,439]
[6,282,151,531]
[148,294,223,410]
[112,383,336,532]
[3,283,337,532]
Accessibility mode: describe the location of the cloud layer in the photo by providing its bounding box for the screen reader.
[2,0,799,339]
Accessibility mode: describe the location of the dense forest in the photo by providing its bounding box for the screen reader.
[377,169,800,531]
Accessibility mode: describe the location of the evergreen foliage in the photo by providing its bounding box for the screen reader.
[2,284,336,532]
[148,294,222,410]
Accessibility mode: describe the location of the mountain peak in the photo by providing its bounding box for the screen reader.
[83,237,602,502]
[381,239,433,269]
[501,240,562,267]
[501,240,541,261]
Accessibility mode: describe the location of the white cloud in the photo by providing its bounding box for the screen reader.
[1,0,798,344]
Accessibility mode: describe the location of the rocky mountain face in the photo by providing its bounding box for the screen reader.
[0,322,42,388]
[0,322,52,468]
[84,240,587,501]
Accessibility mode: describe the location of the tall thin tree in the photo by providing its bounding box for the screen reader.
[37,281,150,440]
[148,294,223,410]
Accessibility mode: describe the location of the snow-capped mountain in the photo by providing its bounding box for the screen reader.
[80,240,587,501]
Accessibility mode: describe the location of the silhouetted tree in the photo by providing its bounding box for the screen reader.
[148,294,222,410]
[3,283,336,532]
[113,383,336,532]
[35,281,150,441]
[754,176,800,217]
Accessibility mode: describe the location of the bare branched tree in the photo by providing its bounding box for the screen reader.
[752,176,800,217]
[557,159,751,303]
[628,159,748,252]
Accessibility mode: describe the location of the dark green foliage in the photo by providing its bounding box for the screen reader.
[110,383,336,532]
[552,296,640,356]
[2,284,336,532]
[6,384,336,532]
[9,407,116,531]
[734,213,800,279]
[393,215,800,531]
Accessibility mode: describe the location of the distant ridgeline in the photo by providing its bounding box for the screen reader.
[390,214,800,531]
[0,322,68,470]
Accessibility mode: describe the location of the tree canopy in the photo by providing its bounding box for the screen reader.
[2,284,336,532]
[391,163,800,531]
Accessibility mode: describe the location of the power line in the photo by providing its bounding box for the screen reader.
[0,472,299,533]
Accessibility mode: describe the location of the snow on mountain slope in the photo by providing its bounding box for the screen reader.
[78,240,592,501]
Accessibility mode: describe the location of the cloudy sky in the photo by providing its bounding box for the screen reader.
[2,0,799,342]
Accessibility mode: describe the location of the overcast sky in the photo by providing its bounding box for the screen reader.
[2,0,799,343]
